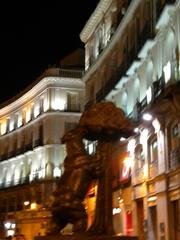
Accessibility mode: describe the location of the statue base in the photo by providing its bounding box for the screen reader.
[34,235,138,240]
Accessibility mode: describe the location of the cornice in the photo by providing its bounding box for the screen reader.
[80,0,112,43]
[0,73,84,117]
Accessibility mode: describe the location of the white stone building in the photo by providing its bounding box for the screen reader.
[80,0,180,239]
[0,65,85,239]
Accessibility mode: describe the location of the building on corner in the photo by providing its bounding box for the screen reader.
[0,49,85,240]
[80,0,180,239]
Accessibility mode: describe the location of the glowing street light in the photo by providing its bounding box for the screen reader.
[142,112,152,121]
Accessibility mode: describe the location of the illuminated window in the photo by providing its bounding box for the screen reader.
[30,202,37,210]
[1,121,7,135]
[43,92,49,112]
[17,113,22,127]
[25,108,31,123]
[150,137,158,163]
[171,123,180,150]
[163,61,171,83]
[67,93,78,111]
[135,144,145,168]
[51,89,59,110]
[146,86,152,104]
[52,89,65,111]
[172,124,179,137]
[88,143,94,155]
[53,167,61,178]
[85,141,97,155]
[9,118,14,131]
[7,230,15,236]
[34,102,40,118]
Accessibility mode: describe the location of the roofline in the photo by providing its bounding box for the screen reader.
[80,0,112,43]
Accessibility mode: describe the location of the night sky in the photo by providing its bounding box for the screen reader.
[0,1,99,104]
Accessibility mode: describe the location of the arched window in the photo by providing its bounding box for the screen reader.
[149,136,158,163]
[135,144,145,169]
[169,122,180,169]
[148,135,158,178]
[170,122,180,151]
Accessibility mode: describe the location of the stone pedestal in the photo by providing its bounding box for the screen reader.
[35,235,138,240]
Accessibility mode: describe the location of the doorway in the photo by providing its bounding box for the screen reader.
[137,199,145,240]
[171,200,180,240]
[149,205,157,240]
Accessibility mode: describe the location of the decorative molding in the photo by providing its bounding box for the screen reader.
[80,0,112,43]
[0,71,84,117]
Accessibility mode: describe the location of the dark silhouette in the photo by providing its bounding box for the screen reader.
[49,102,133,237]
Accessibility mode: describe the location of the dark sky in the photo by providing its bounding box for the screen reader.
[0,0,99,104]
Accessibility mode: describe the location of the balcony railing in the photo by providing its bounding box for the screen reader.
[152,78,165,101]
[170,148,180,169]
[65,122,78,132]
[0,153,8,161]
[24,143,33,152]
[8,150,16,159]
[63,103,81,112]
[33,138,43,148]
[0,140,43,161]
[44,68,83,79]
[0,176,29,190]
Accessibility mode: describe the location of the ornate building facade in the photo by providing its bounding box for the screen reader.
[0,65,85,239]
[80,0,180,239]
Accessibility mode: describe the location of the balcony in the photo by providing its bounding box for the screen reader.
[20,176,29,185]
[63,103,81,112]
[0,153,8,161]
[65,122,78,132]
[0,176,29,190]
[7,150,16,159]
[149,160,158,179]
[24,143,33,152]
[44,68,83,79]
[33,138,43,148]
[170,148,180,169]
[152,78,165,101]
[16,147,25,156]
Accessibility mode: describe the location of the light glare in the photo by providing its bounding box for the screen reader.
[143,113,152,121]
